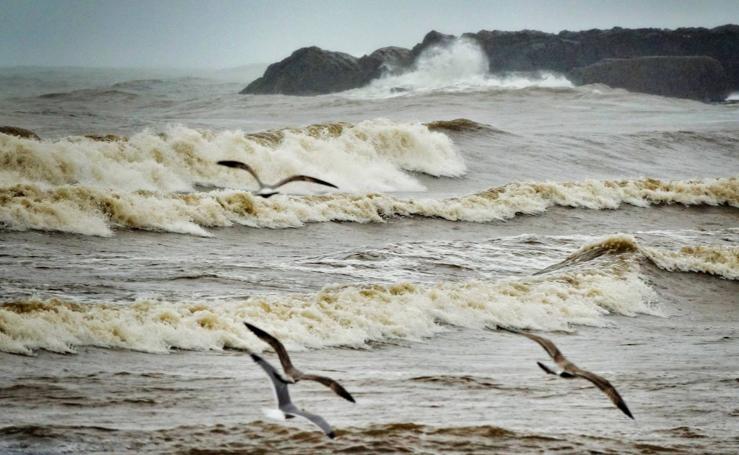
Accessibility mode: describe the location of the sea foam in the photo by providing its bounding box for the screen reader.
[0,258,658,355]
[350,38,572,98]
[0,119,465,194]
[0,177,736,236]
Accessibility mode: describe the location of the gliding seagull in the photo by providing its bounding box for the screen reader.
[250,353,336,438]
[244,322,356,403]
[217,160,338,198]
[498,326,634,419]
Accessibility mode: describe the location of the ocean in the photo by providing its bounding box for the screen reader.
[1,54,738,453]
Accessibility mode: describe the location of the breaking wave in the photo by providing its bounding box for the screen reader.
[0,119,465,193]
[0,256,658,355]
[537,234,739,280]
[350,38,572,98]
[0,177,735,236]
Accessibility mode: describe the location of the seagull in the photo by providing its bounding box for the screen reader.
[250,352,336,439]
[498,326,634,419]
[217,160,338,198]
[244,322,356,403]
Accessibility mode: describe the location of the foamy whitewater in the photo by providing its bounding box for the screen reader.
[351,38,572,98]
[0,39,738,454]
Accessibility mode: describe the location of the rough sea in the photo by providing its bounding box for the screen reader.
[1,40,738,453]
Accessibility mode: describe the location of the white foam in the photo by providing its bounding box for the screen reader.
[350,38,572,98]
[0,261,659,355]
[0,177,735,236]
[0,119,464,194]
[642,245,739,280]
[547,233,739,281]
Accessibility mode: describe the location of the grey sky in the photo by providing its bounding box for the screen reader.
[1,0,737,68]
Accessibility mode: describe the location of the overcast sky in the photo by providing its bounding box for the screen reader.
[1,0,737,68]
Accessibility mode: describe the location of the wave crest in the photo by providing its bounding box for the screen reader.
[538,234,739,280]
[0,258,657,355]
[0,177,735,236]
[0,119,465,193]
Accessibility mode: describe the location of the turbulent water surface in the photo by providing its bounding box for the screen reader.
[1,48,738,454]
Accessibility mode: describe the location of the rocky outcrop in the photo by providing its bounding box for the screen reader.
[410,30,456,58]
[360,47,413,78]
[466,25,739,90]
[0,126,40,140]
[569,56,730,101]
[242,47,366,95]
[242,46,411,95]
[242,25,739,97]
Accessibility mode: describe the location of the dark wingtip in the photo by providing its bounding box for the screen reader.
[249,353,260,362]
[536,361,555,375]
[217,160,244,168]
[244,321,267,336]
[327,431,336,439]
[621,404,635,420]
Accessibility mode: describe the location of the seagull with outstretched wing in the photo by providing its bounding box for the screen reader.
[217,160,338,198]
[250,353,336,438]
[244,322,356,403]
[498,326,634,419]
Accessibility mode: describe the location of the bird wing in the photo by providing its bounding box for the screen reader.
[498,326,567,365]
[244,322,299,377]
[299,374,356,403]
[217,160,263,187]
[272,175,338,191]
[537,361,558,375]
[572,367,634,419]
[250,353,292,409]
[281,403,336,439]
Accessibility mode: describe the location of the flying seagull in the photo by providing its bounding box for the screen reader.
[498,326,634,419]
[250,352,336,439]
[217,160,338,198]
[244,322,356,403]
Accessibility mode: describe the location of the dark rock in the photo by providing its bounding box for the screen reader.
[0,126,40,140]
[359,46,413,78]
[469,25,739,89]
[242,46,371,95]
[242,45,413,95]
[471,29,580,72]
[570,56,730,101]
[410,30,457,58]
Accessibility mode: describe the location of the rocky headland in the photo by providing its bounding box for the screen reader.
[242,25,738,101]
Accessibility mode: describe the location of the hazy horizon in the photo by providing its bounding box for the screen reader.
[2,0,738,69]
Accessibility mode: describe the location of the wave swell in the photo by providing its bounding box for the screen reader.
[0,119,465,193]
[0,258,657,355]
[538,234,739,280]
[0,177,735,236]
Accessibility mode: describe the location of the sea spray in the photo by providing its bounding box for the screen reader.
[351,38,572,98]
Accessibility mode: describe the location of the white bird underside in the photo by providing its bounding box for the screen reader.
[250,353,337,438]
